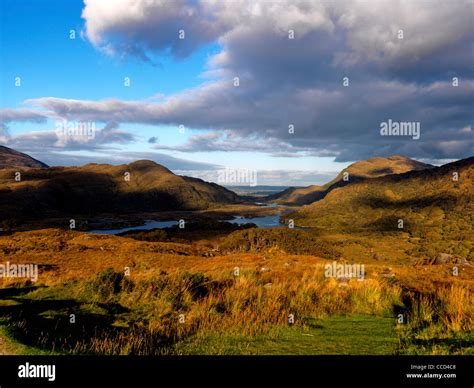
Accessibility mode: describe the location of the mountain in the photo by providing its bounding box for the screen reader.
[0,156,240,220]
[0,145,49,169]
[267,155,433,205]
[284,157,474,245]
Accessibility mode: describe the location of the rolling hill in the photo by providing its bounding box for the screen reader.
[267,155,433,205]
[0,150,240,220]
[283,157,474,259]
[0,145,49,169]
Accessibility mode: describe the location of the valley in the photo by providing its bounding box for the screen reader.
[0,146,472,355]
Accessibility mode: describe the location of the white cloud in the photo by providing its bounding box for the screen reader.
[176,167,338,186]
[82,0,473,67]
[5,122,135,152]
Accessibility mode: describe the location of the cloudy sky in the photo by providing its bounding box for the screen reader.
[0,0,473,185]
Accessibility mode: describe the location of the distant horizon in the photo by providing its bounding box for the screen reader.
[2,143,467,186]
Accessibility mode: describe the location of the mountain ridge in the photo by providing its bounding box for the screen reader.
[266,155,433,205]
[284,156,474,240]
[0,148,241,220]
[0,145,49,169]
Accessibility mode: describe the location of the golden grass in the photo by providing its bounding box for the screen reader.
[0,228,472,355]
[437,285,473,332]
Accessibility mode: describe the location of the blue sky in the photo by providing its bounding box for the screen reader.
[0,0,472,185]
[1,0,215,105]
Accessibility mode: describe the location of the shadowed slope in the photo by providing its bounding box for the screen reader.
[0,146,48,169]
[0,159,240,220]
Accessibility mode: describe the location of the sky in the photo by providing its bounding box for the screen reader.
[0,0,473,186]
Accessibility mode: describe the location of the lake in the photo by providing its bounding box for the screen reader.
[88,213,283,235]
[227,214,282,228]
[89,220,179,235]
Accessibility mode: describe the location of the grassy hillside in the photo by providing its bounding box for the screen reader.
[0,228,471,355]
[284,157,474,260]
[267,155,432,205]
[0,159,240,221]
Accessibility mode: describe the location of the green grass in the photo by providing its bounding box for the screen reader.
[172,314,399,355]
[0,320,57,355]
[397,326,474,355]
[1,278,469,355]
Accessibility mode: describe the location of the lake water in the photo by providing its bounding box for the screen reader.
[225,186,299,196]
[227,214,282,228]
[89,220,178,235]
[88,213,283,235]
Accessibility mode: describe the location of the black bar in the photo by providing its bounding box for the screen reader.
[0,356,471,387]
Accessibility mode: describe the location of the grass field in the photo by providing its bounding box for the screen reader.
[0,227,472,355]
[172,314,399,355]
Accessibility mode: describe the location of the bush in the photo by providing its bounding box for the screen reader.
[180,272,209,300]
[86,268,131,302]
[221,228,341,259]
[0,217,21,233]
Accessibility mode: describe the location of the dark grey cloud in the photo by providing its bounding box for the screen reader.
[4,121,136,153]
[153,130,335,158]
[82,0,231,61]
